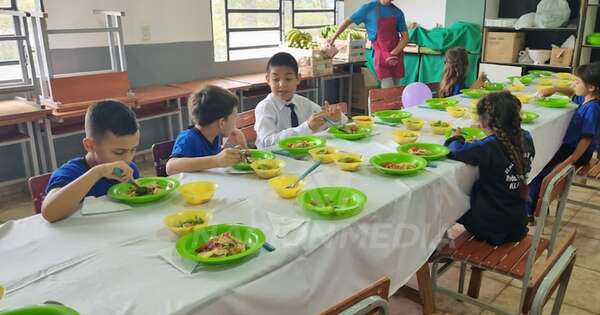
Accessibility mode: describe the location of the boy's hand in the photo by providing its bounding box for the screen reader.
[477,73,488,83]
[97,161,134,182]
[539,87,556,97]
[215,148,241,167]
[308,111,328,131]
[227,128,248,149]
[323,101,342,121]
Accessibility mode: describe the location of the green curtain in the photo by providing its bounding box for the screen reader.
[364,21,482,86]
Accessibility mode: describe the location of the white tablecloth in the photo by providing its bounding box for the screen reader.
[0,87,575,314]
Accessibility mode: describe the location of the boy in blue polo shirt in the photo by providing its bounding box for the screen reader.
[166,85,247,175]
[43,100,141,222]
[530,62,600,216]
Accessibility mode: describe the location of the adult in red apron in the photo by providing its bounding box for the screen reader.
[371,4,405,87]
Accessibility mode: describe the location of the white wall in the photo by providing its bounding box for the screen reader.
[344,0,447,29]
[45,0,212,49]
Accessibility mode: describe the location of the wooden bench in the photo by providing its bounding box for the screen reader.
[0,99,50,183]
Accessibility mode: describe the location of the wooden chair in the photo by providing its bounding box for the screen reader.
[318,277,391,315]
[28,173,51,214]
[569,150,600,211]
[151,140,175,177]
[431,162,577,315]
[236,110,257,147]
[367,87,404,115]
[426,82,440,97]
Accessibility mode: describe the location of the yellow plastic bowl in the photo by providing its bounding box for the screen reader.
[352,115,375,128]
[556,72,574,80]
[403,118,425,131]
[333,153,364,172]
[393,130,420,145]
[308,146,338,164]
[164,209,211,236]
[513,93,534,104]
[446,106,467,118]
[251,159,285,179]
[178,181,217,205]
[268,175,305,199]
[539,78,554,86]
[470,99,480,108]
[554,80,573,88]
[507,84,525,92]
[430,121,453,135]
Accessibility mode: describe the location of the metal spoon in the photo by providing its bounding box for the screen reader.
[113,168,148,195]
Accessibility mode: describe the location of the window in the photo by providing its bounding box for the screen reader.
[0,0,39,89]
[211,0,344,62]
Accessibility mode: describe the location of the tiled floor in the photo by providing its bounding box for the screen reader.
[1,164,599,314]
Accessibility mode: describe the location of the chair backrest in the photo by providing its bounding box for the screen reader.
[28,173,51,214]
[50,71,130,104]
[368,87,404,115]
[427,82,440,97]
[236,110,257,147]
[151,140,175,177]
[318,277,390,315]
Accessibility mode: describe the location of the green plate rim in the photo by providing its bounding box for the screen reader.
[278,135,326,155]
[296,186,367,219]
[233,149,276,171]
[397,143,450,161]
[369,152,428,176]
[107,177,180,204]
[373,110,412,123]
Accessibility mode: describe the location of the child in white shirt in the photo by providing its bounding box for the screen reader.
[254,52,346,149]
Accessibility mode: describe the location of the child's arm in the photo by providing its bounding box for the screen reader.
[327,19,353,45]
[255,105,326,149]
[539,86,575,97]
[470,73,487,89]
[41,161,134,222]
[566,137,593,165]
[166,148,241,175]
[445,133,491,166]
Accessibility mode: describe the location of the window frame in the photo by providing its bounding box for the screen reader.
[213,0,344,62]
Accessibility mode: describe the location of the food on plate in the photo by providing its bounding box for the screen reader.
[176,216,205,228]
[240,150,254,164]
[408,147,433,156]
[288,140,314,148]
[339,124,360,134]
[127,182,162,197]
[354,116,372,122]
[431,120,450,128]
[382,162,417,169]
[255,164,275,170]
[338,157,361,163]
[195,232,247,258]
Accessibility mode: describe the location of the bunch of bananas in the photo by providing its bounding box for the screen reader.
[285,29,319,49]
[320,26,364,40]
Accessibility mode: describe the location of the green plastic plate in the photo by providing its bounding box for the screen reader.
[373,110,412,123]
[507,75,534,85]
[536,97,570,108]
[233,149,276,171]
[107,177,180,204]
[483,82,505,91]
[278,135,326,155]
[296,186,367,219]
[397,143,450,161]
[425,98,459,109]
[521,111,540,124]
[528,70,554,77]
[328,125,372,140]
[460,89,487,98]
[0,304,80,315]
[369,153,427,176]
[176,224,265,265]
[445,127,486,141]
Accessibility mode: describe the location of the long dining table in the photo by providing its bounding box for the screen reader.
[0,83,576,314]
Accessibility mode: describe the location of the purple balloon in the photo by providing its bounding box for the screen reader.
[402,82,433,108]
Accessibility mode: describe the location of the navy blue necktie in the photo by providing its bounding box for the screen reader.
[287,103,299,128]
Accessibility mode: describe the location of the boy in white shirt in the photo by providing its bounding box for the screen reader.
[254,52,346,149]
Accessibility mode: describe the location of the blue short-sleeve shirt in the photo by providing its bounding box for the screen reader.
[170,127,222,158]
[45,157,141,197]
[349,1,407,41]
[563,96,600,151]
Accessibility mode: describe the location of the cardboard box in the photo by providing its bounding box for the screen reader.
[332,38,367,63]
[550,47,574,67]
[297,49,334,78]
[484,32,525,63]
[351,67,379,113]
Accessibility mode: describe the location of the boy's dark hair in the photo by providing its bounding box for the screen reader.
[576,62,600,94]
[190,85,239,126]
[85,100,138,140]
[266,52,299,75]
